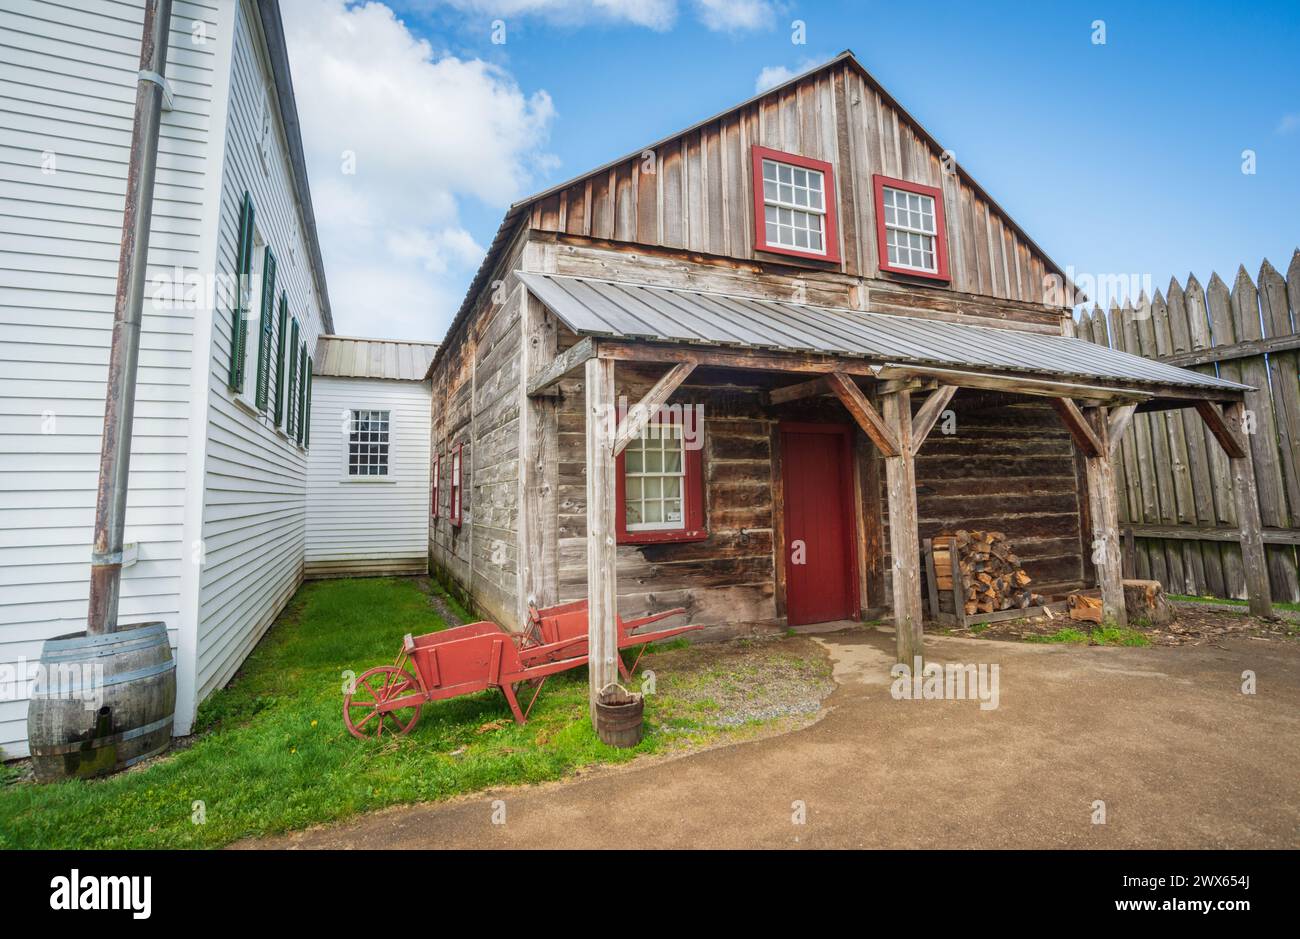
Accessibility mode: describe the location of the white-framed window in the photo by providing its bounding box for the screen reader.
[882,187,937,272]
[347,409,390,476]
[874,175,949,280]
[751,146,839,262]
[761,159,826,254]
[623,424,686,532]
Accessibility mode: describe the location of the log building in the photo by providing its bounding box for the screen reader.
[425,52,1262,704]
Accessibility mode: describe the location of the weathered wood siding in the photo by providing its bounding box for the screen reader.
[428,236,527,627]
[554,362,782,636]
[305,375,431,577]
[527,61,1065,326]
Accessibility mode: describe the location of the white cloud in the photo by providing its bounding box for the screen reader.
[754,57,818,92]
[442,0,678,30]
[440,0,773,32]
[281,0,555,340]
[1277,113,1300,135]
[694,0,775,33]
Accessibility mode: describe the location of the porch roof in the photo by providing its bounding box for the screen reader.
[516,272,1248,396]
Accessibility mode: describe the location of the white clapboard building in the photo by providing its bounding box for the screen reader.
[306,336,435,579]
[0,0,394,757]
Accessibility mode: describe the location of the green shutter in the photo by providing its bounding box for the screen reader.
[273,294,288,426]
[227,191,255,391]
[286,318,300,438]
[303,358,313,448]
[295,342,308,445]
[254,246,277,410]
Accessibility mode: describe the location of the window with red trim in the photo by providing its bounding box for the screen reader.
[450,444,463,527]
[751,146,840,263]
[430,452,440,519]
[873,174,949,281]
[616,413,706,545]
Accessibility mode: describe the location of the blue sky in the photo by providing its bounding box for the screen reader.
[285,1,1299,339]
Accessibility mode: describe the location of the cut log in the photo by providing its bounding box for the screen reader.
[1068,593,1104,623]
[1122,579,1175,626]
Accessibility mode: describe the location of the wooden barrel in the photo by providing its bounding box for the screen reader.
[594,684,644,748]
[27,621,175,783]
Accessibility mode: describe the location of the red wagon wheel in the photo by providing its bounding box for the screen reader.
[344,665,423,740]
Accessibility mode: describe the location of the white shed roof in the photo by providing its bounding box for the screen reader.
[315,336,438,381]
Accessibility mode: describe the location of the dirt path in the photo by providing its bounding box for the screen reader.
[237,627,1300,849]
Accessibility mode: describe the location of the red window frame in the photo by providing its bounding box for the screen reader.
[615,411,707,545]
[430,452,440,519]
[873,174,950,282]
[450,443,463,528]
[751,145,840,263]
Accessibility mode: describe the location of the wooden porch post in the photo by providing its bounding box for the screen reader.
[1082,406,1127,626]
[584,355,618,720]
[1223,400,1273,618]
[882,390,923,664]
[517,289,558,628]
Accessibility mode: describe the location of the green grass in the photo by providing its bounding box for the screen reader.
[1024,625,1150,647]
[0,749,17,788]
[0,577,745,849]
[1169,594,1300,615]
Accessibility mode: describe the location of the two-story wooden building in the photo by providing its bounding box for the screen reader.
[426,51,1262,704]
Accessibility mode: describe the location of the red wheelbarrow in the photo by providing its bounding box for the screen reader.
[343,601,700,739]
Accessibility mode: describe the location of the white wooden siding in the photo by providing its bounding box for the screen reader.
[0,0,223,757]
[306,377,431,576]
[192,0,327,712]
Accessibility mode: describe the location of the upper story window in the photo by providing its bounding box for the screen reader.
[348,409,390,476]
[751,146,840,263]
[873,175,949,281]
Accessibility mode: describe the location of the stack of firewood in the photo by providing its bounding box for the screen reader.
[934,530,1045,615]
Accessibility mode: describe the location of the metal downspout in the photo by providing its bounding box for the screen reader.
[87,0,174,635]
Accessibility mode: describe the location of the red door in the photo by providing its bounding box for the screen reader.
[781,424,858,626]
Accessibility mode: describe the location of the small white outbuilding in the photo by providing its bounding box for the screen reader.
[306,337,437,579]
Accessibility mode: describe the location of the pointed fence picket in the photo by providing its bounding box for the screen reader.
[1077,252,1300,602]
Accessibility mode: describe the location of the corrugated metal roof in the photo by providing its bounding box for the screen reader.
[315,336,438,381]
[517,272,1248,394]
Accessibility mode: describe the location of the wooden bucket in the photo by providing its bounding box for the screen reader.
[594,683,643,748]
[27,621,175,783]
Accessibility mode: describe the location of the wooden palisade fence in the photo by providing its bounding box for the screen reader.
[1071,252,1300,602]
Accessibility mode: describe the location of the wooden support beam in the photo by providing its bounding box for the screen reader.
[1195,400,1247,459]
[584,356,618,719]
[1050,398,1104,457]
[1106,403,1138,457]
[826,372,900,457]
[517,289,559,627]
[595,339,882,378]
[612,363,695,456]
[883,390,923,663]
[526,335,595,397]
[1223,399,1273,618]
[1082,407,1126,625]
[876,363,1164,403]
[910,385,957,455]
[767,376,829,405]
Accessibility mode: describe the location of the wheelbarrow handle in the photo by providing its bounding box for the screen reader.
[621,607,688,630]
